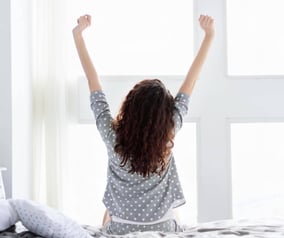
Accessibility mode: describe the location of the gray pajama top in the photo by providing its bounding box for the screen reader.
[90,90,190,230]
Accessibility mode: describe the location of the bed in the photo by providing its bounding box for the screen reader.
[0,185,283,237]
[1,218,284,238]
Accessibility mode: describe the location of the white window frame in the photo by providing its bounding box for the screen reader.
[192,0,284,223]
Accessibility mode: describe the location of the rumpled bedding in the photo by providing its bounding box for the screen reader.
[1,218,284,238]
[1,199,284,238]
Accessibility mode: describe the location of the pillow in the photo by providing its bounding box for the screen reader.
[9,199,91,238]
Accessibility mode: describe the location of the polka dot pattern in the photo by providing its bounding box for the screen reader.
[90,90,190,232]
[103,219,183,235]
[173,92,190,133]
[9,199,91,238]
[90,91,115,146]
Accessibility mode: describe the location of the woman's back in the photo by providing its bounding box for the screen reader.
[90,88,189,234]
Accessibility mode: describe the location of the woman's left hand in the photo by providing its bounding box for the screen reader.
[73,14,92,37]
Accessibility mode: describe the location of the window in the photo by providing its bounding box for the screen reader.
[62,124,108,225]
[227,0,284,76]
[231,123,284,219]
[64,0,194,76]
[173,123,197,224]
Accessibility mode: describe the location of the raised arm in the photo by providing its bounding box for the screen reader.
[179,15,215,95]
[73,15,102,92]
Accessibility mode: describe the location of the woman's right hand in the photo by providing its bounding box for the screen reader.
[199,15,215,37]
[72,14,92,37]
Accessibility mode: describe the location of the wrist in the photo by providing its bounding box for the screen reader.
[72,29,83,40]
[204,32,214,40]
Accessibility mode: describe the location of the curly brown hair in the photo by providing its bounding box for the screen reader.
[112,79,175,177]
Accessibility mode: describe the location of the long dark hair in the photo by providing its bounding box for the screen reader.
[112,79,175,177]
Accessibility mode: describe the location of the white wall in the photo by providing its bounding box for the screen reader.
[0,0,12,199]
[0,0,33,199]
[11,0,33,199]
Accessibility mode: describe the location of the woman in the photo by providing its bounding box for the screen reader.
[73,14,214,234]
[0,14,214,237]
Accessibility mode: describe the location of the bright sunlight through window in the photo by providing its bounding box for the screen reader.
[231,123,284,219]
[65,0,193,76]
[227,0,284,76]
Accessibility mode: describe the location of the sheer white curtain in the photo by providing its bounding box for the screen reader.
[31,0,68,209]
[30,0,98,211]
